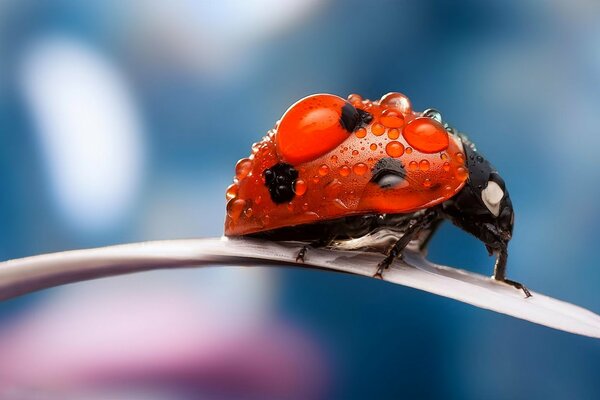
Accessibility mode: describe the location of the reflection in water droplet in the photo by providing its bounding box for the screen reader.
[353,162,368,176]
[380,109,405,128]
[372,123,385,136]
[348,93,363,106]
[456,167,468,181]
[227,198,246,220]
[380,92,412,113]
[226,184,238,200]
[235,158,253,179]
[318,164,330,176]
[386,141,404,158]
[387,128,400,140]
[294,179,307,195]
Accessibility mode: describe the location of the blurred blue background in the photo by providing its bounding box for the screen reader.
[1,0,600,399]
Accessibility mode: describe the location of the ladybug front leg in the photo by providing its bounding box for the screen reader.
[493,247,531,297]
[374,210,438,279]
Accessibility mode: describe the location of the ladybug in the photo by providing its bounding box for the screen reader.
[225,93,530,297]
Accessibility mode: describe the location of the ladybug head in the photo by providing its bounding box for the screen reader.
[442,142,514,252]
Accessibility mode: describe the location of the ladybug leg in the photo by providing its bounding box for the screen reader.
[295,238,332,263]
[296,246,308,263]
[374,211,438,279]
[493,248,531,298]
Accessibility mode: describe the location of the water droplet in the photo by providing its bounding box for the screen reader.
[386,141,405,158]
[355,127,367,138]
[423,178,432,188]
[330,155,338,163]
[476,155,484,163]
[405,147,413,154]
[352,149,359,156]
[353,162,368,175]
[442,162,450,172]
[312,175,320,184]
[235,158,253,179]
[403,117,450,153]
[380,92,412,114]
[419,159,430,171]
[244,207,253,217]
[302,203,309,211]
[408,161,418,171]
[339,165,351,177]
[255,195,262,205]
[294,179,307,195]
[372,123,385,136]
[440,153,448,161]
[226,184,238,200]
[262,215,271,225]
[444,185,453,192]
[370,143,378,151]
[456,167,468,181]
[226,198,246,220]
[287,202,294,211]
[455,152,465,164]
[348,93,363,106]
[387,128,400,140]
[380,109,405,128]
[318,164,330,176]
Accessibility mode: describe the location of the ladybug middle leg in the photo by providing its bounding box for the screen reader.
[296,237,334,263]
[374,210,439,279]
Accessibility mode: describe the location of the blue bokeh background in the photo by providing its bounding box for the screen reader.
[1,1,600,399]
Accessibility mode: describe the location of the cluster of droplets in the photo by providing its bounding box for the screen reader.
[225,130,280,224]
[226,92,470,235]
[335,92,465,187]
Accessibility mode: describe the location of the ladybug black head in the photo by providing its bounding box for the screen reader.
[442,142,514,252]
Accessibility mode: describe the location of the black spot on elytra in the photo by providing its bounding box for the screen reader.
[263,162,298,204]
[370,158,406,189]
[339,103,373,133]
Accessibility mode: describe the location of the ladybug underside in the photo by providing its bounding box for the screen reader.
[247,211,435,253]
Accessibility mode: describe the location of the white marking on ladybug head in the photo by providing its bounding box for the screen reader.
[482,181,504,217]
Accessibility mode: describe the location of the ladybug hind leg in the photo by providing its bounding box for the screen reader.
[374,210,439,279]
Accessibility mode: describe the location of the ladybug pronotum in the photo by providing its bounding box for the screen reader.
[224,92,529,297]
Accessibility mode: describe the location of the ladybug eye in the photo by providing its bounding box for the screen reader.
[481,180,504,217]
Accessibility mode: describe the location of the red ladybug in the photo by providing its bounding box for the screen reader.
[224,93,529,297]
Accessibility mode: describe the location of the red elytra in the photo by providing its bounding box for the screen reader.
[224,92,467,236]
